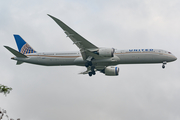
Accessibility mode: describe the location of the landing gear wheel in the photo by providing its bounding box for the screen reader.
[92,71,96,75]
[162,61,166,69]
[162,65,165,69]
[88,72,92,77]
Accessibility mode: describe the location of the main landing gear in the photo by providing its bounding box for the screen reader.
[88,66,96,77]
[85,56,93,67]
[88,70,96,76]
[85,61,92,67]
[85,56,96,77]
[162,61,166,69]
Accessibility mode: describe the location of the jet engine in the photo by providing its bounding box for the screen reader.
[98,48,115,57]
[103,66,119,76]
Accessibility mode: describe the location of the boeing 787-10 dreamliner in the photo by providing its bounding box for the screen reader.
[4,14,177,76]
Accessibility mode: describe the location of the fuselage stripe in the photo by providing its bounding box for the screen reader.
[26,55,80,58]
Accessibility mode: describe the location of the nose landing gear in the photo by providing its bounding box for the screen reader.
[162,61,166,69]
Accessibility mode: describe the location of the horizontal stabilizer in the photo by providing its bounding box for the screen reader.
[16,61,23,65]
[4,46,27,58]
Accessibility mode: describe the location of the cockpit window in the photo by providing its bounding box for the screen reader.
[168,52,171,54]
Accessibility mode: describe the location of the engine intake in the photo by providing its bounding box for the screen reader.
[103,66,119,76]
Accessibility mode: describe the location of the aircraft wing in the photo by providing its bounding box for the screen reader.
[48,14,100,60]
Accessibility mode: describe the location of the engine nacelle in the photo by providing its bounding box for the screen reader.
[98,48,115,57]
[104,66,119,76]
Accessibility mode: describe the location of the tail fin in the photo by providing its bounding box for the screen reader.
[14,35,36,54]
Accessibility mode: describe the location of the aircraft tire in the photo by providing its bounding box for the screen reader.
[89,72,92,76]
[92,71,96,75]
[162,65,165,69]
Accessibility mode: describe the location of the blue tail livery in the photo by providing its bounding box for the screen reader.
[14,35,36,54]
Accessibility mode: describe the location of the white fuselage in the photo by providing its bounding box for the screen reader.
[12,49,177,66]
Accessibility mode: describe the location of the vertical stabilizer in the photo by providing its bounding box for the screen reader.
[13,35,36,54]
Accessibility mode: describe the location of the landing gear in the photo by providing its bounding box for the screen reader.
[162,61,166,69]
[88,66,96,77]
[85,56,93,67]
[88,71,96,77]
[88,72,92,76]
[92,70,96,75]
[162,65,165,69]
[85,56,96,77]
[85,61,92,67]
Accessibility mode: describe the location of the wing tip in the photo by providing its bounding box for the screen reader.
[47,14,62,22]
[4,45,9,49]
[47,14,54,19]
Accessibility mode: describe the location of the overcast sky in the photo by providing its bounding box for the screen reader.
[0,0,180,120]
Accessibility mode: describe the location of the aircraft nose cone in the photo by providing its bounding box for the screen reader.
[171,55,177,61]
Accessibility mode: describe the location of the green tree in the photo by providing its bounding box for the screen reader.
[0,84,12,96]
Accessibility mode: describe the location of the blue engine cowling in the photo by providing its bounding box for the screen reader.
[104,66,119,76]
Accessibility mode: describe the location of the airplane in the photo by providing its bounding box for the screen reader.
[4,14,177,76]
